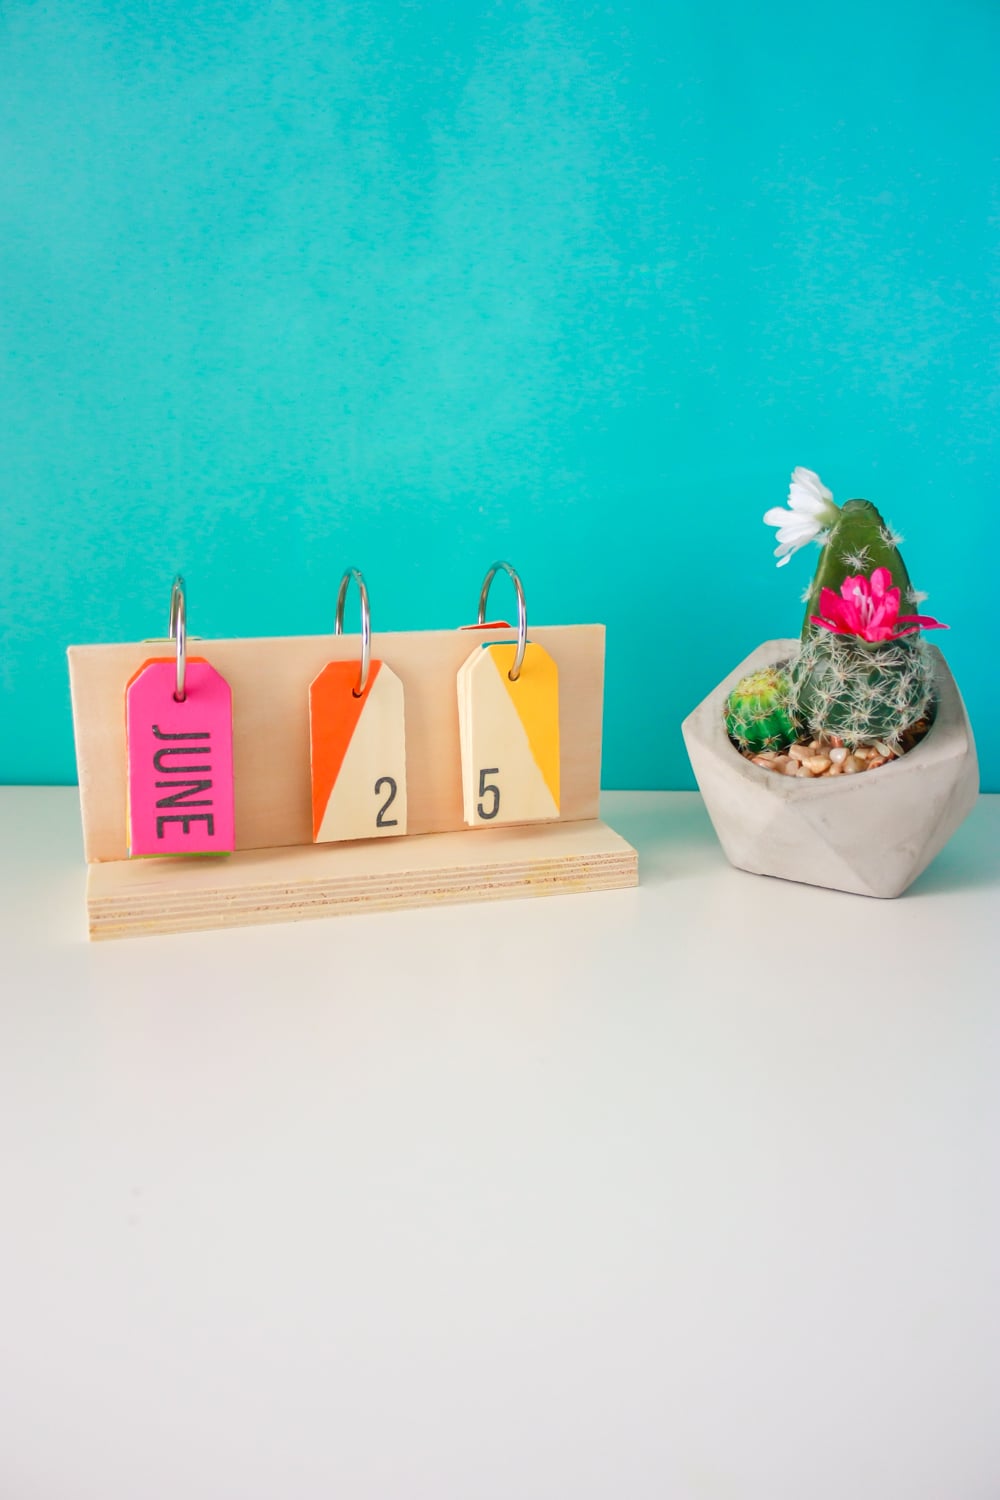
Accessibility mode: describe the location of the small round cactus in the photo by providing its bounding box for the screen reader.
[789,632,935,748]
[725,666,795,753]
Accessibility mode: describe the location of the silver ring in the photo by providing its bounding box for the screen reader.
[168,575,187,702]
[477,561,527,681]
[335,568,372,696]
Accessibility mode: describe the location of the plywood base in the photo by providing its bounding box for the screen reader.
[86,819,639,940]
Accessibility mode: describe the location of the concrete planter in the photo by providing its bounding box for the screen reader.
[682,638,979,898]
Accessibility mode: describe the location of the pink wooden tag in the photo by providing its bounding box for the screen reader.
[126,658,235,858]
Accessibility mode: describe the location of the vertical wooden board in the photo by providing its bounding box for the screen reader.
[67,624,605,862]
[456,647,480,824]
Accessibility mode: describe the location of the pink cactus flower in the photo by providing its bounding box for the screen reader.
[811,567,948,642]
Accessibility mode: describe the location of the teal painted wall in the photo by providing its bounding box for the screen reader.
[1,0,997,789]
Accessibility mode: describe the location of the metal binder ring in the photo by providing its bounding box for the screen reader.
[335,568,372,696]
[168,575,187,701]
[477,561,527,681]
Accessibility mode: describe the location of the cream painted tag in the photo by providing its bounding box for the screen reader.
[458,642,560,827]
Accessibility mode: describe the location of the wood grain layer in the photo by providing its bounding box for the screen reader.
[86,818,638,940]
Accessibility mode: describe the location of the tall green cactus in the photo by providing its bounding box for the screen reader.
[800,499,914,636]
[790,497,935,745]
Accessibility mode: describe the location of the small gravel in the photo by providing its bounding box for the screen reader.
[737,721,931,778]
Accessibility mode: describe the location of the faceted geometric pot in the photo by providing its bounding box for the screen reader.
[682,638,979,898]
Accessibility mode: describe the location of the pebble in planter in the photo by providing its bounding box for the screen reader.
[682,468,979,897]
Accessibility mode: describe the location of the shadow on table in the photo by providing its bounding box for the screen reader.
[608,798,724,886]
[608,795,999,902]
[908,814,1000,899]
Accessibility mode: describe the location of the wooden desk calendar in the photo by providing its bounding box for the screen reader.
[67,621,638,940]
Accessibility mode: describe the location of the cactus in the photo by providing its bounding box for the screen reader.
[800,499,914,638]
[762,470,947,759]
[725,666,795,753]
[789,632,935,748]
[789,495,939,746]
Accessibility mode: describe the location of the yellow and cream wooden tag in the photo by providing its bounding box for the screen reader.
[458,640,560,826]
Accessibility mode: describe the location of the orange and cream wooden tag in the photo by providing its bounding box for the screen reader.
[457,640,560,826]
[310,569,408,844]
[309,659,408,842]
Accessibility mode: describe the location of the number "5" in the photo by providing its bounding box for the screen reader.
[477,768,500,820]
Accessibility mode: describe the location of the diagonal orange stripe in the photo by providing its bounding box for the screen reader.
[309,659,382,840]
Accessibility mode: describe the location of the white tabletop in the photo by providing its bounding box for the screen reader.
[2,788,999,1500]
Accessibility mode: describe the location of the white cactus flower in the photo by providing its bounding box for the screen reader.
[764,467,840,567]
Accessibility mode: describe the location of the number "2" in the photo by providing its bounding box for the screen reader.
[375,776,398,828]
[477,768,500,820]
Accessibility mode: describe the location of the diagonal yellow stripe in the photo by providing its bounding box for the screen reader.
[489,643,560,810]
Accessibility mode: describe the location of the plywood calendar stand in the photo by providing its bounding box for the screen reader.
[68,624,638,940]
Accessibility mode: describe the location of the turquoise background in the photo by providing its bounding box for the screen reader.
[1,0,997,789]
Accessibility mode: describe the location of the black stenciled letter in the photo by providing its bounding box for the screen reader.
[156,813,216,839]
[155,780,213,809]
[153,745,212,773]
[152,724,211,740]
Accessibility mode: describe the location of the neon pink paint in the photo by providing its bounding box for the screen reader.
[126,658,235,857]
